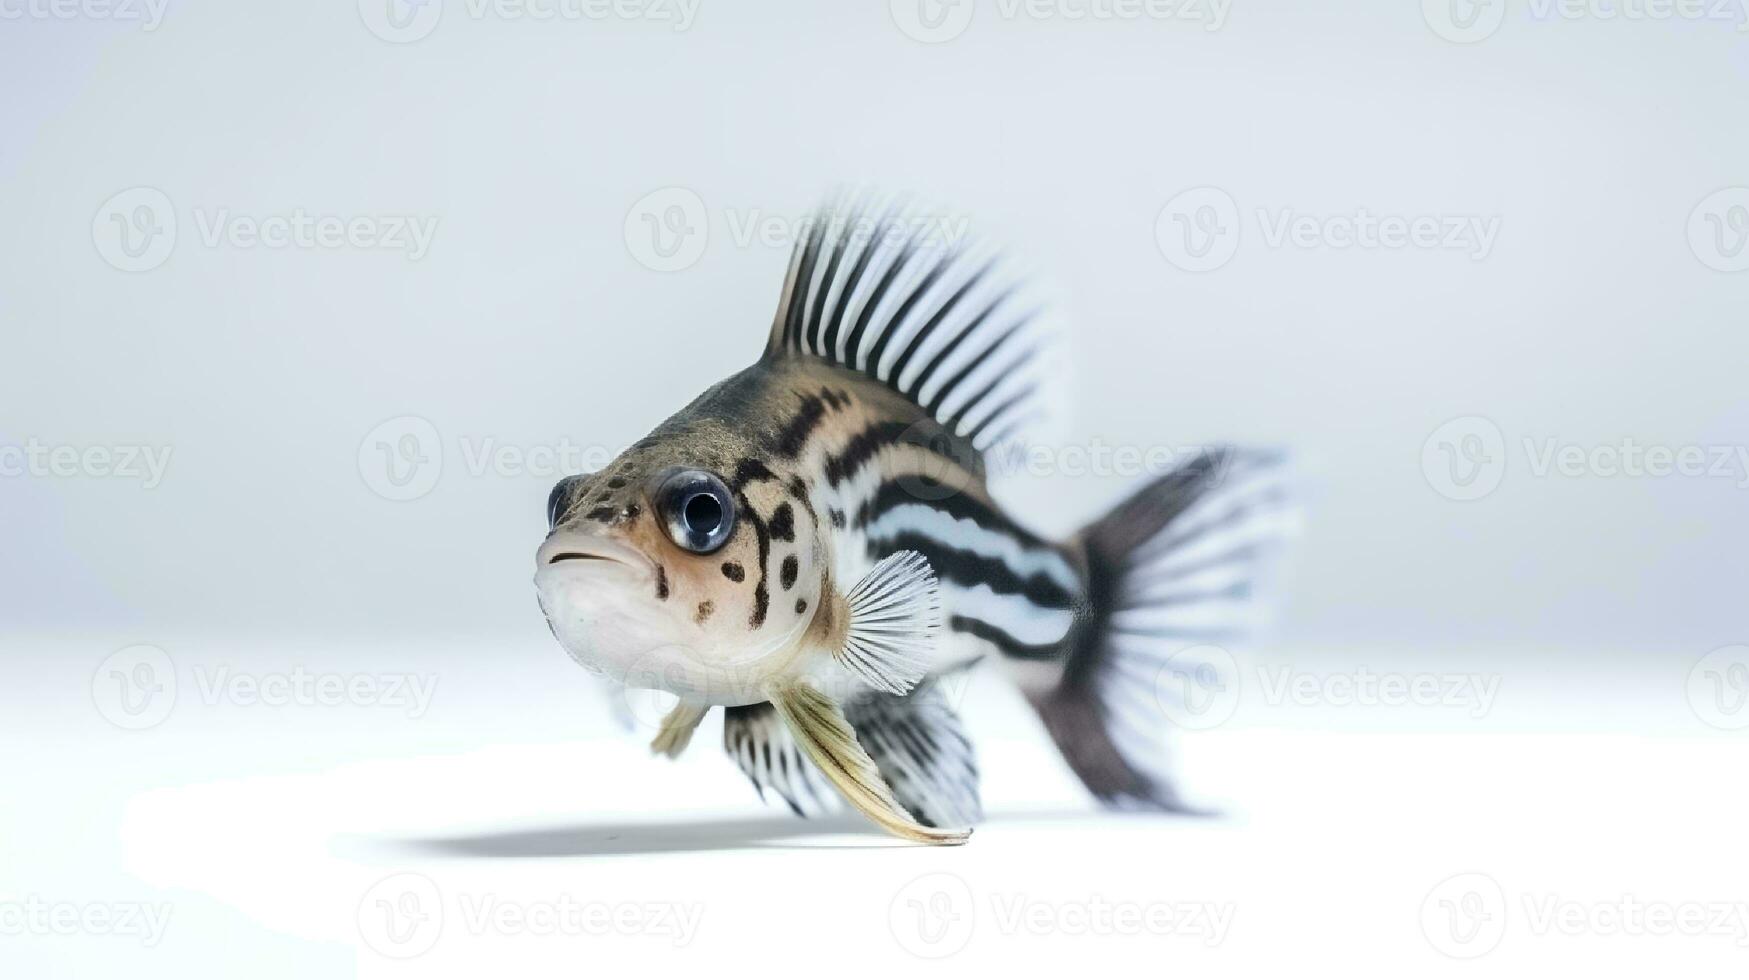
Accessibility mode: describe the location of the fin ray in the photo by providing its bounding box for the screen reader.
[764,190,1061,454]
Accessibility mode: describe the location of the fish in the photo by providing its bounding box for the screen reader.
[533,190,1292,845]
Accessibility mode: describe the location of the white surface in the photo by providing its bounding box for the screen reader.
[4,635,1745,977]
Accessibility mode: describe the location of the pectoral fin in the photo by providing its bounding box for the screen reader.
[768,681,970,845]
[835,550,942,696]
[650,701,708,758]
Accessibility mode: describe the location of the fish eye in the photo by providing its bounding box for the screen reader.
[656,469,736,554]
[547,475,586,528]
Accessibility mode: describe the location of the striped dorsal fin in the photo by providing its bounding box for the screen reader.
[762,189,1062,454]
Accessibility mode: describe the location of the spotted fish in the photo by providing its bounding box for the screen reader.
[533,191,1292,844]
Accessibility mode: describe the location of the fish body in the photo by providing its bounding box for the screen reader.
[534,192,1291,843]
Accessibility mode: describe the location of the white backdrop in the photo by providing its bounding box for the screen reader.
[3,2,1747,977]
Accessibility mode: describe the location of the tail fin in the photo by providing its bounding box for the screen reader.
[1025,448,1295,810]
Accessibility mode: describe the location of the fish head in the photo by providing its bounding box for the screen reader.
[533,434,829,703]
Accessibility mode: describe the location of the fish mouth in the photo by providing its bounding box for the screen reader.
[545,551,614,565]
[535,533,650,577]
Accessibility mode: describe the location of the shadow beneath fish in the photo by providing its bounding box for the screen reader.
[339,807,1203,861]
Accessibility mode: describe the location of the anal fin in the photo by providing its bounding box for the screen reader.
[845,680,982,829]
[723,701,838,817]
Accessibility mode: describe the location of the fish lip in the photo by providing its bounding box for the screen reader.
[546,551,614,565]
[535,532,651,578]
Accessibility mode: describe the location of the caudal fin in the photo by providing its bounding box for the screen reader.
[1026,448,1296,809]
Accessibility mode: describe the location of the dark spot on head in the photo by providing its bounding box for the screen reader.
[787,475,809,500]
[721,561,745,583]
[828,508,846,529]
[730,459,776,490]
[654,565,669,601]
[606,476,627,489]
[750,582,769,628]
[624,503,641,520]
[695,600,714,624]
[768,503,795,543]
[585,506,615,522]
[780,555,798,590]
[795,597,807,615]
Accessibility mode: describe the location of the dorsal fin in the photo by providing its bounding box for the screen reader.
[763,189,1062,454]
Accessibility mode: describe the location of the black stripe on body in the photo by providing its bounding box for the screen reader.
[822,420,912,488]
[870,530,1075,609]
[858,478,1051,549]
[773,394,829,459]
[948,614,1063,661]
[821,418,983,490]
